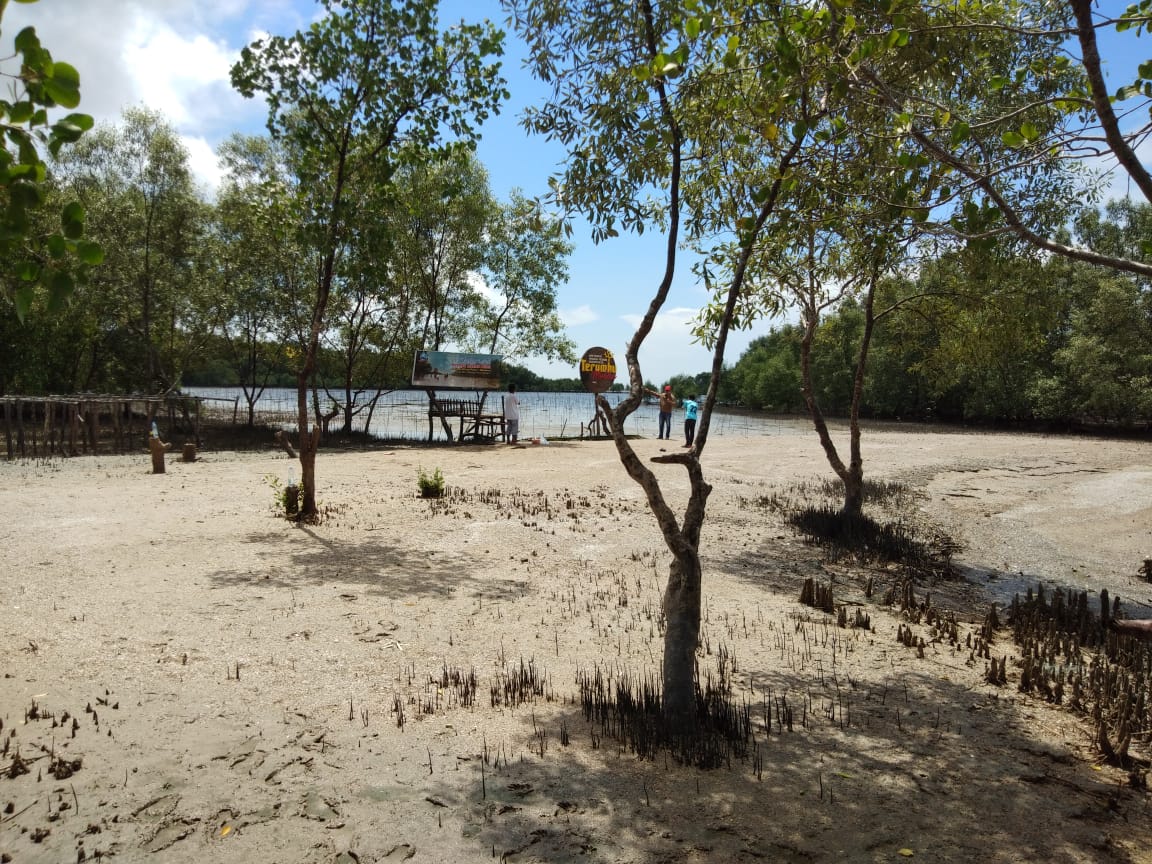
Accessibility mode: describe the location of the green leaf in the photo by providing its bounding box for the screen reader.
[1001,130,1025,147]
[48,271,75,313]
[7,161,38,179]
[988,75,1009,91]
[7,123,31,149]
[51,115,93,143]
[60,112,94,131]
[1020,121,1039,141]
[61,201,86,238]
[44,63,83,109]
[14,283,35,323]
[50,62,82,88]
[46,233,68,259]
[14,26,41,55]
[951,121,970,146]
[77,240,105,264]
[8,101,34,124]
[8,178,44,207]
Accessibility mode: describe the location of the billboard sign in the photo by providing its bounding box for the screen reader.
[579,346,617,393]
[411,351,504,390]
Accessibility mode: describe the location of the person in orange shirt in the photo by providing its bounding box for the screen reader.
[644,384,677,440]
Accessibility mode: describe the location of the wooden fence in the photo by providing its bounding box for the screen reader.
[1,394,210,460]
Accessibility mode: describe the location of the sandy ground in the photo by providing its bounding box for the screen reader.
[1,426,1151,864]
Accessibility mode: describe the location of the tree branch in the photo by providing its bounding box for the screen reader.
[1070,0,1152,203]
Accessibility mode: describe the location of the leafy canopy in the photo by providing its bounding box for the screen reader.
[1,0,102,320]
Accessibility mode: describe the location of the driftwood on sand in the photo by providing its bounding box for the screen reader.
[274,430,296,458]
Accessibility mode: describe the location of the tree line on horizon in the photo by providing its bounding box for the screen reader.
[719,202,1152,430]
[11,184,1150,434]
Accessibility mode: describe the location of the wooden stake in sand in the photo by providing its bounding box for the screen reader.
[284,483,300,517]
[148,431,171,474]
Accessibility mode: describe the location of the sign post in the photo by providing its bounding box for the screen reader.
[411,351,503,390]
[411,351,505,442]
[578,347,617,438]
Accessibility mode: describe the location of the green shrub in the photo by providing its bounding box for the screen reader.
[264,473,300,516]
[417,466,445,498]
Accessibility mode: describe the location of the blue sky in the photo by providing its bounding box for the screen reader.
[5,0,1149,384]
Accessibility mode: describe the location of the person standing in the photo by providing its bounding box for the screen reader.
[644,384,677,439]
[682,394,699,447]
[503,383,521,444]
[658,385,677,439]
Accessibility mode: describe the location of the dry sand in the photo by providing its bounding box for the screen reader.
[1,426,1151,863]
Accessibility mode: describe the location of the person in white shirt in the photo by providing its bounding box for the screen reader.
[503,384,520,444]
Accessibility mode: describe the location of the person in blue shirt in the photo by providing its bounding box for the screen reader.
[682,395,699,447]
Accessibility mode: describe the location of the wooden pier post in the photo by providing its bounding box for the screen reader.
[149,435,171,473]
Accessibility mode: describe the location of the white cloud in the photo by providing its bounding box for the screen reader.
[122,19,239,129]
[561,304,599,327]
[620,305,699,333]
[467,271,501,304]
[3,0,277,192]
[182,135,226,197]
[621,307,712,382]
[609,306,778,384]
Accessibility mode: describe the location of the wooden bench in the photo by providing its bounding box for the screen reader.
[462,414,507,443]
[425,392,505,443]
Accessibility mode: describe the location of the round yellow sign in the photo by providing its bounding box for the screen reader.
[579,347,617,393]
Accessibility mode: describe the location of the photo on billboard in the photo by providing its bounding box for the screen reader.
[411,351,505,390]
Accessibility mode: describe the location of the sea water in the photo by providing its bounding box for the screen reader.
[184,387,812,441]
